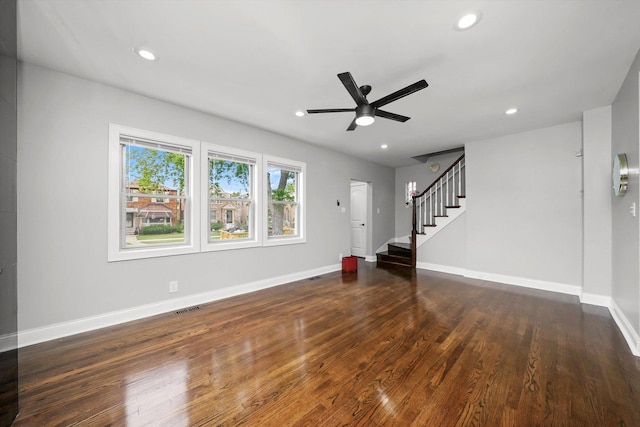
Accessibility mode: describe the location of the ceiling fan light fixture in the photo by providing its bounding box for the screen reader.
[355,104,375,126]
[355,115,375,126]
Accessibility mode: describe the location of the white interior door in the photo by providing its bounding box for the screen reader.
[350,181,367,257]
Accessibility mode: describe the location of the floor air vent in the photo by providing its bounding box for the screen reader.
[176,306,200,315]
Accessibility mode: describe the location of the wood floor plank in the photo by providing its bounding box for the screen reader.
[14,263,640,426]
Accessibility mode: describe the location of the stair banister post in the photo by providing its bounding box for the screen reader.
[411,194,417,268]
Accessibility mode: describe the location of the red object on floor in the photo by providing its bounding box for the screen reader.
[342,256,358,273]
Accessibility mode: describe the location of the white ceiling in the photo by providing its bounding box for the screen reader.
[16,0,640,167]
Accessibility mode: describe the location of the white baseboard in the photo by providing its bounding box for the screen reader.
[580,292,611,307]
[18,263,341,348]
[418,264,581,296]
[416,262,466,277]
[0,333,17,353]
[464,269,581,296]
[365,255,377,262]
[609,299,640,357]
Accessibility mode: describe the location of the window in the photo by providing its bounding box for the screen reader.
[405,181,416,204]
[109,125,305,260]
[201,144,260,251]
[108,125,200,261]
[264,155,305,246]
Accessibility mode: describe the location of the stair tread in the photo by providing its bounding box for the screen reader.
[445,205,461,208]
[423,224,437,227]
[457,195,466,198]
[388,242,411,250]
[377,261,412,270]
[377,251,411,259]
[377,251,412,266]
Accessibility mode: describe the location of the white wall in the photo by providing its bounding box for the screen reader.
[465,122,583,288]
[417,211,466,271]
[611,48,640,346]
[17,64,395,341]
[582,106,612,302]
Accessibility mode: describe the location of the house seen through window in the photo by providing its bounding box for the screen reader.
[109,125,305,260]
[207,151,255,243]
[122,142,189,248]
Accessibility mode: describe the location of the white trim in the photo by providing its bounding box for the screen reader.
[579,292,611,307]
[364,255,377,262]
[201,142,262,252]
[108,124,201,262]
[418,263,582,296]
[609,299,640,357]
[0,333,17,353]
[18,263,341,348]
[417,262,466,277]
[464,269,581,296]
[262,155,306,246]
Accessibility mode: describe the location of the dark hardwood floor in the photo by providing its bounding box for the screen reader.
[14,262,640,426]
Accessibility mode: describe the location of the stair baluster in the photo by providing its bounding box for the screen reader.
[382,154,465,270]
[412,154,465,237]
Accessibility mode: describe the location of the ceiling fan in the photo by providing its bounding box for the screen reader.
[306,72,428,131]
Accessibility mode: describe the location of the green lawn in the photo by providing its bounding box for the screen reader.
[136,233,184,241]
[132,231,224,243]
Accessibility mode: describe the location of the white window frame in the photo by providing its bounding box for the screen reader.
[108,124,200,261]
[201,143,262,252]
[263,155,306,247]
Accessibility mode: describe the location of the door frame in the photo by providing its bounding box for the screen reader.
[350,180,374,261]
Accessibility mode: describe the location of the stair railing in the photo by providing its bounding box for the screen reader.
[411,154,466,266]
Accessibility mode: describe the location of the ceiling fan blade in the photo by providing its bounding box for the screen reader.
[370,79,428,108]
[338,72,368,106]
[306,108,354,114]
[346,118,358,131]
[375,109,410,122]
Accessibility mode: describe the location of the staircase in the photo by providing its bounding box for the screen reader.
[377,154,466,270]
[376,242,412,269]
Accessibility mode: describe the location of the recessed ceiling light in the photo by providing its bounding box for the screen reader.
[134,47,157,61]
[380,144,388,150]
[455,11,482,30]
[505,107,518,115]
[295,111,304,117]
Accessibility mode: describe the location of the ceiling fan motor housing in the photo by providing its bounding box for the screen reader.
[357,104,375,117]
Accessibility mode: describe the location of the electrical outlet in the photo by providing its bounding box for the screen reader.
[169,281,178,293]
